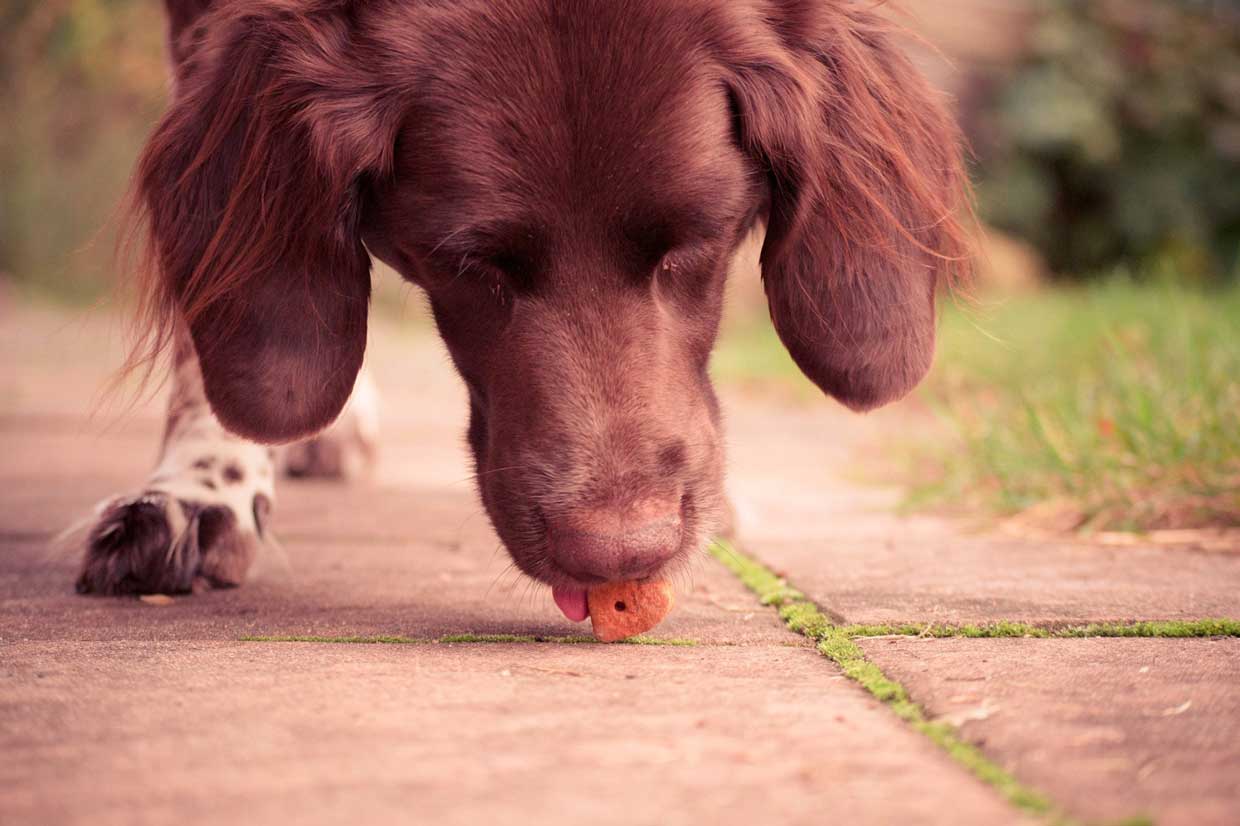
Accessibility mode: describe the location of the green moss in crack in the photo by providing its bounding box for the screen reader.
[714,542,1059,820]
[437,633,540,644]
[709,540,803,607]
[239,634,427,644]
[841,619,1240,640]
[241,633,698,646]
[621,636,699,646]
[1054,619,1240,638]
[842,623,1051,639]
[436,633,697,646]
[780,601,832,638]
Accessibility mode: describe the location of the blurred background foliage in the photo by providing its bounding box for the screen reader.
[3,0,1240,296]
[973,0,1240,281]
[1,0,166,302]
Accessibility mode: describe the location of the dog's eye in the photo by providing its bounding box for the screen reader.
[485,252,536,294]
[659,251,685,274]
[625,220,679,274]
[657,244,711,280]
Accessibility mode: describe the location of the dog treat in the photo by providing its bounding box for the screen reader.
[587,579,674,642]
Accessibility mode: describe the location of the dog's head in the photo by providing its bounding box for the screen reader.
[135,0,969,596]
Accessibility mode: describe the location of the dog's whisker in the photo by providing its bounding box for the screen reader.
[485,557,521,599]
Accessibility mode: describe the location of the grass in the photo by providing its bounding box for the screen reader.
[913,274,1240,532]
[713,274,1240,533]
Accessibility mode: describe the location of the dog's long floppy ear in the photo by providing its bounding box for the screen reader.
[134,3,401,443]
[726,3,971,412]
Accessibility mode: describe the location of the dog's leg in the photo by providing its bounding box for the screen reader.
[76,328,276,595]
[278,366,379,481]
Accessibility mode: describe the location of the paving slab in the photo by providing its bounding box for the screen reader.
[0,641,1032,826]
[747,528,1240,625]
[6,298,1239,826]
[10,301,1237,632]
[723,397,1240,625]
[860,636,1240,826]
[0,482,789,645]
[0,308,785,645]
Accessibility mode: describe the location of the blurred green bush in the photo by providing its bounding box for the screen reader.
[974,0,1240,281]
[0,0,166,301]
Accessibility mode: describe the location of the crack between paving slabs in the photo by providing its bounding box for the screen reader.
[233,538,1236,825]
[239,634,703,646]
[707,538,1232,826]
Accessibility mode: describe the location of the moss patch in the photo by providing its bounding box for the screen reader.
[436,633,696,646]
[619,636,699,646]
[1051,619,1240,638]
[436,633,543,644]
[240,634,426,645]
[842,619,1240,640]
[240,633,698,647]
[710,539,805,608]
[814,626,1054,815]
[712,540,1111,824]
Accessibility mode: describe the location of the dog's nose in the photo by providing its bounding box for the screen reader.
[547,498,683,583]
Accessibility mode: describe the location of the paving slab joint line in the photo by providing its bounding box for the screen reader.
[841,618,1240,640]
[709,539,1171,826]
[239,633,700,646]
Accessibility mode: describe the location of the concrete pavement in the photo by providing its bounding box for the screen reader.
[2,298,1238,826]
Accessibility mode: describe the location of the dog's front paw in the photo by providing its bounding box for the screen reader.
[76,492,269,596]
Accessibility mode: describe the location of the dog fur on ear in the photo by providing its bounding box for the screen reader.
[131,0,405,443]
[724,0,971,411]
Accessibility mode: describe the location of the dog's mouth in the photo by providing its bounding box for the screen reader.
[551,585,591,622]
[535,492,701,622]
[476,448,719,621]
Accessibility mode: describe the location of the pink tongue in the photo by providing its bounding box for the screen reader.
[552,586,589,622]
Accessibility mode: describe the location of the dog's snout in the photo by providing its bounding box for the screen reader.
[547,498,683,583]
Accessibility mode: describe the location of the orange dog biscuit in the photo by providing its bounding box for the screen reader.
[587,580,674,642]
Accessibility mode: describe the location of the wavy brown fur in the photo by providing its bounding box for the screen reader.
[115,0,973,588]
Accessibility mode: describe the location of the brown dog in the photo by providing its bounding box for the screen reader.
[78,0,969,620]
